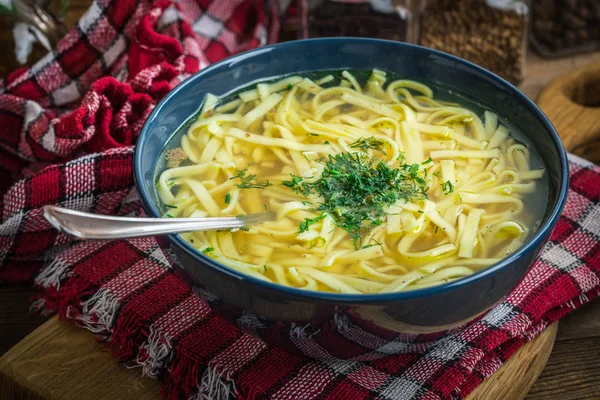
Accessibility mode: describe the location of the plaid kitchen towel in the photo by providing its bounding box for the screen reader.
[1,0,600,399]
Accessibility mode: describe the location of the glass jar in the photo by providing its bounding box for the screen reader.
[530,0,600,58]
[419,0,530,83]
[279,0,422,44]
[0,0,68,76]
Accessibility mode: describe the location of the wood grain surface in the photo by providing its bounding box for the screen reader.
[0,6,599,398]
[537,62,600,163]
[0,317,161,400]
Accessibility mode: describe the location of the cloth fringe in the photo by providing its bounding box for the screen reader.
[77,289,121,334]
[137,326,174,378]
[193,364,237,400]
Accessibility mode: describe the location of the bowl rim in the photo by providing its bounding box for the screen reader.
[135,37,570,303]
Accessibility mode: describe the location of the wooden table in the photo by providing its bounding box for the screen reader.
[0,12,599,397]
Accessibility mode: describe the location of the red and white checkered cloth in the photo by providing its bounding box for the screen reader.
[1,1,599,399]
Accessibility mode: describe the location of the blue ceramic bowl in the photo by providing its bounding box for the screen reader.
[135,38,569,359]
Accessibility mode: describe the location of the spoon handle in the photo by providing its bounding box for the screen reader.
[43,205,272,240]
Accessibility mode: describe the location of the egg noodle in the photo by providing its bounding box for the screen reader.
[157,69,546,294]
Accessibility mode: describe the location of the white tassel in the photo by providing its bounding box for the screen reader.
[137,327,174,377]
[30,298,55,316]
[192,364,236,400]
[35,258,73,289]
[75,290,121,334]
[236,310,266,337]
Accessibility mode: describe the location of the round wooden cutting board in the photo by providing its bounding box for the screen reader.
[537,62,600,163]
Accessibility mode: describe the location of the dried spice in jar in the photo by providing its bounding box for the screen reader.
[279,0,414,43]
[530,0,600,58]
[419,0,529,83]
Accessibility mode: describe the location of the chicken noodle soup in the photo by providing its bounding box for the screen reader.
[156,70,548,294]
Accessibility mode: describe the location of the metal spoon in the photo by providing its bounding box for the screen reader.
[43,205,276,240]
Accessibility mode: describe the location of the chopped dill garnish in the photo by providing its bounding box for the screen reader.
[324,140,330,144]
[190,239,195,243]
[165,204,177,209]
[202,247,214,254]
[433,170,442,178]
[283,152,429,248]
[362,238,382,249]
[422,157,433,165]
[287,84,293,90]
[263,265,268,272]
[281,174,312,197]
[349,136,387,155]
[166,214,174,218]
[307,132,319,137]
[299,214,327,233]
[442,180,455,194]
[239,226,250,232]
[167,180,175,188]
[224,193,231,204]
[230,167,272,189]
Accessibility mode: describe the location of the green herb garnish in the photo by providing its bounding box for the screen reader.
[165,204,177,209]
[349,136,387,155]
[287,84,293,90]
[433,170,442,178]
[283,152,429,248]
[362,238,382,249]
[442,180,455,194]
[422,157,433,165]
[202,247,214,254]
[167,180,175,188]
[281,174,312,197]
[230,167,272,189]
[224,193,231,204]
[166,214,174,218]
[298,214,327,233]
